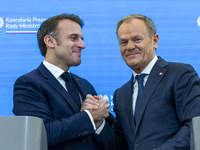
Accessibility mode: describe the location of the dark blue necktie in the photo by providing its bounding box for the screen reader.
[61,72,81,108]
[134,74,147,124]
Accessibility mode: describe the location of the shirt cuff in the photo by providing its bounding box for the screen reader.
[95,119,105,135]
[84,110,96,130]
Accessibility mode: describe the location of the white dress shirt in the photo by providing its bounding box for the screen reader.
[43,60,98,130]
[96,56,158,134]
[132,56,158,116]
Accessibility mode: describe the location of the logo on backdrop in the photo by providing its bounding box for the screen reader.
[0,17,3,32]
[197,16,200,31]
[101,94,114,112]
[0,17,4,28]
[1,17,47,34]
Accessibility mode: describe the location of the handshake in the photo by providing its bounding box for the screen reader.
[81,94,110,129]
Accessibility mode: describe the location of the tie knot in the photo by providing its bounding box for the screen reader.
[61,72,72,82]
[135,74,147,84]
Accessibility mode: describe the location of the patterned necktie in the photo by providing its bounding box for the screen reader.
[61,72,81,108]
[134,74,147,124]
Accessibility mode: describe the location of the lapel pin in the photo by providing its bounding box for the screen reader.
[77,78,80,81]
[159,72,163,75]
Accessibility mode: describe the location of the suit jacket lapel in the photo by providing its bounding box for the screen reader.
[118,76,136,136]
[71,74,88,100]
[37,63,80,113]
[135,57,168,132]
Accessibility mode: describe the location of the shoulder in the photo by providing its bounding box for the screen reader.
[167,62,197,77]
[15,63,55,84]
[157,57,197,74]
[157,56,194,69]
[14,65,49,89]
[15,69,39,83]
[156,58,200,88]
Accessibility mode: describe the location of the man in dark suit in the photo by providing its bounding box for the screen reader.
[13,14,112,150]
[94,14,200,149]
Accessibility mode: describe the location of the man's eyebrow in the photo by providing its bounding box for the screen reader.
[68,33,78,37]
[119,38,127,42]
[68,34,84,40]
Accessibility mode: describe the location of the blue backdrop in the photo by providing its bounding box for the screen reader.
[0,0,200,116]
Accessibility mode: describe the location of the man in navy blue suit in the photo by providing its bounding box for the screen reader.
[13,14,113,150]
[94,14,200,149]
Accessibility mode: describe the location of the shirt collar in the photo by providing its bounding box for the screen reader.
[43,60,70,79]
[133,55,158,78]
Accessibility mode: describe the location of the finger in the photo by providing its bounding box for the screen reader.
[94,95,102,100]
[86,94,93,99]
[86,94,99,103]
[83,100,99,108]
[80,105,92,111]
[83,97,100,108]
[81,103,99,111]
[105,103,110,109]
[98,99,108,105]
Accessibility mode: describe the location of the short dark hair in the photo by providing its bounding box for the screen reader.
[116,14,156,39]
[37,14,84,57]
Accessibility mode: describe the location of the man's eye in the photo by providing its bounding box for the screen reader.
[70,36,77,40]
[135,38,142,43]
[120,41,128,46]
[69,35,78,41]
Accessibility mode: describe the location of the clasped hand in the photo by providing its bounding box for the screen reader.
[81,94,110,128]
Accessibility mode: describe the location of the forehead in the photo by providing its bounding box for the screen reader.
[118,19,148,38]
[57,19,82,36]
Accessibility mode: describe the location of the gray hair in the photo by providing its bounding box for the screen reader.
[116,14,156,38]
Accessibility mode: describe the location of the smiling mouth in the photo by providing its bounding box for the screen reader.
[73,51,81,58]
[73,51,81,54]
[127,53,139,57]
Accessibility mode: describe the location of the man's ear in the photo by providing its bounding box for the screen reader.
[44,35,56,48]
[153,34,159,49]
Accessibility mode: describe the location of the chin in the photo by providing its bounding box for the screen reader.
[126,61,138,68]
[74,61,81,66]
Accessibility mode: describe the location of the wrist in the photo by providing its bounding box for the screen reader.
[95,120,103,129]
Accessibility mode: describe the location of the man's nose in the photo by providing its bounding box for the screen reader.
[126,41,135,50]
[77,39,85,49]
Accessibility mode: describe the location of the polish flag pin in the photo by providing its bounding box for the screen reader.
[159,72,163,75]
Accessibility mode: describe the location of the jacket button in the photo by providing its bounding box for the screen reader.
[82,138,87,143]
[134,143,139,148]
[83,131,88,135]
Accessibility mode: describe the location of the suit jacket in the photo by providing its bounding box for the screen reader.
[96,57,200,150]
[13,63,104,150]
